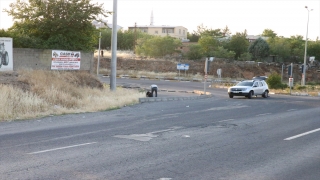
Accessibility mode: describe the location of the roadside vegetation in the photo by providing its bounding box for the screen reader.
[1,1,320,63]
[99,51,320,97]
[0,70,144,122]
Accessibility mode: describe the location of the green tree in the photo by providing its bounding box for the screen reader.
[248,37,270,61]
[228,31,249,59]
[194,24,223,37]
[261,29,277,38]
[186,44,203,60]
[221,25,231,37]
[267,37,291,62]
[287,35,304,63]
[238,52,252,61]
[198,35,218,57]
[4,0,111,51]
[307,40,320,61]
[99,28,153,50]
[213,46,235,59]
[135,36,181,58]
[0,29,11,37]
[187,32,200,42]
[99,28,112,50]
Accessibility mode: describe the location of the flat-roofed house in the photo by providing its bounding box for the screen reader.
[246,35,268,43]
[128,11,189,42]
[128,25,188,42]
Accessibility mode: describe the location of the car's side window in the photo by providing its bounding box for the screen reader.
[259,82,263,86]
[254,82,259,87]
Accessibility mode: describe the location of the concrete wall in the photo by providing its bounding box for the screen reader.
[13,48,94,73]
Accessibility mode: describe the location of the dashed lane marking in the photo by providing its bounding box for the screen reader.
[284,128,320,140]
[255,113,271,116]
[27,142,97,154]
[218,119,235,122]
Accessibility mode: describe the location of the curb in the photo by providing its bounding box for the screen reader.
[139,94,213,103]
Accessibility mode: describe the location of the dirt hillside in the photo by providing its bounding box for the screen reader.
[96,56,320,83]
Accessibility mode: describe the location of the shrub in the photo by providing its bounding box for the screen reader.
[266,73,286,89]
[296,85,307,90]
[238,52,252,61]
[186,44,203,60]
[213,46,235,59]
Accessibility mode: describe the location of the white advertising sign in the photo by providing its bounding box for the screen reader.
[0,37,13,71]
[51,50,81,70]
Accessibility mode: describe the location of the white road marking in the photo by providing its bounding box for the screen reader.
[150,127,182,134]
[287,109,297,111]
[284,128,320,140]
[202,105,249,112]
[27,142,97,154]
[218,119,235,122]
[256,113,271,116]
[115,134,157,142]
[114,127,181,142]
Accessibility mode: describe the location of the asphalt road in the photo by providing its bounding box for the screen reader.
[100,76,227,97]
[1,78,320,180]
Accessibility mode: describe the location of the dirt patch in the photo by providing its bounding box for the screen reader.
[0,71,30,91]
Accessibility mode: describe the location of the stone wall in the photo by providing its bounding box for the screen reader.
[13,48,94,73]
[97,57,320,82]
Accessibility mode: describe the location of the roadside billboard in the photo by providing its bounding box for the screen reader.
[0,37,13,71]
[51,50,81,70]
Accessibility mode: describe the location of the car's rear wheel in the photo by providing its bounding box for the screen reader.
[247,91,253,99]
[262,90,268,98]
[229,94,233,98]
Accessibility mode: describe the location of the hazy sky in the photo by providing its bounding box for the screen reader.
[1,0,319,40]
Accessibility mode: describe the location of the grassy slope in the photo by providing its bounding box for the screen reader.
[0,69,144,121]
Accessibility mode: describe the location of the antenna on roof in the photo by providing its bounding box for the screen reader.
[150,10,154,26]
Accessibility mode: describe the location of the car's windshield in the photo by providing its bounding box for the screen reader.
[236,81,253,86]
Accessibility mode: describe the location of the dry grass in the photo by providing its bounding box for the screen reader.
[100,69,179,79]
[270,85,320,96]
[0,69,144,121]
[99,68,216,80]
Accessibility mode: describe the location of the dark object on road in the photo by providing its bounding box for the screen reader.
[146,91,153,97]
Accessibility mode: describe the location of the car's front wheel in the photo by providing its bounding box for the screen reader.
[262,90,268,98]
[247,91,253,99]
[229,94,233,98]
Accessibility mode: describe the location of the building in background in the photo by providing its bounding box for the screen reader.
[246,35,268,43]
[92,20,123,31]
[128,11,189,42]
[128,25,189,42]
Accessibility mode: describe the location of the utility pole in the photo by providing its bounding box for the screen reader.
[133,22,137,52]
[110,0,117,91]
[97,18,102,76]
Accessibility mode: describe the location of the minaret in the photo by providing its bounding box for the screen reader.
[150,10,154,26]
